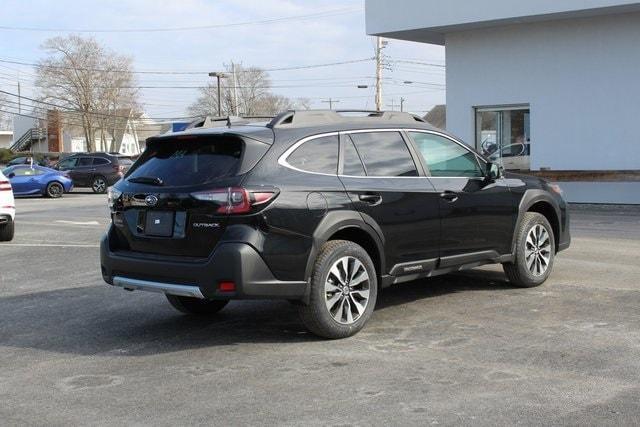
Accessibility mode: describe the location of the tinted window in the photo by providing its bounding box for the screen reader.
[349,132,418,177]
[57,158,77,170]
[77,157,93,167]
[342,136,366,176]
[118,158,133,165]
[410,132,483,178]
[127,137,243,187]
[12,167,37,177]
[287,135,338,175]
[93,158,110,166]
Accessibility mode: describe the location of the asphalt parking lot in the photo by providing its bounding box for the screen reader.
[2,193,640,426]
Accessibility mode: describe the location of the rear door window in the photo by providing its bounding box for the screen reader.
[126,137,243,187]
[349,132,418,177]
[77,157,93,167]
[287,135,339,175]
[93,158,110,166]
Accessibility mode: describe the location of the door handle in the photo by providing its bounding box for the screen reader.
[359,193,383,206]
[90,168,97,172]
[440,191,459,202]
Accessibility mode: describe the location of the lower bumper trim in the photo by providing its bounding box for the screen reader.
[112,276,205,299]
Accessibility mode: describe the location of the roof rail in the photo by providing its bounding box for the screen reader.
[185,115,275,130]
[268,110,426,128]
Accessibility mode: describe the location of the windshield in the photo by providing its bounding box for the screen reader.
[126,137,243,187]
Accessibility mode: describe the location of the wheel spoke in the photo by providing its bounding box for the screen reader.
[344,299,354,324]
[329,265,345,286]
[349,295,366,316]
[350,270,368,287]
[325,279,341,293]
[332,297,346,323]
[325,293,341,311]
[351,289,370,300]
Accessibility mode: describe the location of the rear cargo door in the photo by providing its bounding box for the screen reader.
[111,135,247,258]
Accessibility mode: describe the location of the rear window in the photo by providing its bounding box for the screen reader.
[126,138,243,187]
[93,158,110,166]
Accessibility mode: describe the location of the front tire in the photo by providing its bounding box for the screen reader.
[92,176,107,194]
[503,212,555,288]
[46,182,64,198]
[166,294,228,316]
[0,219,14,242]
[298,240,378,339]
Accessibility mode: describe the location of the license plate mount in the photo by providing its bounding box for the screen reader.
[144,211,175,237]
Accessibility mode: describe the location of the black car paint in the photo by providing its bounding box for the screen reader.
[100,120,570,300]
[56,153,132,188]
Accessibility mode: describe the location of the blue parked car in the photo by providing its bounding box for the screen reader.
[2,165,74,198]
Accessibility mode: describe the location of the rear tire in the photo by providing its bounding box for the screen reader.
[166,294,228,316]
[92,176,107,194]
[0,219,14,242]
[46,182,64,198]
[298,240,378,339]
[503,212,555,288]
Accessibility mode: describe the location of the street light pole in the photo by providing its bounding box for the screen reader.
[208,72,227,117]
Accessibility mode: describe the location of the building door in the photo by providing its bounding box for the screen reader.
[475,106,530,171]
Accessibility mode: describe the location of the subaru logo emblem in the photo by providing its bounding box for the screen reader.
[144,195,158,207]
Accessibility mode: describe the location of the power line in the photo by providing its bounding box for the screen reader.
[0,7,361,33]
[0,57,374,75]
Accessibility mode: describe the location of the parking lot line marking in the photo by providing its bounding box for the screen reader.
[55,220,101,226]
[0,243,99,248]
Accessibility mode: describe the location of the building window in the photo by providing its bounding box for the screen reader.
[475,106,530,171]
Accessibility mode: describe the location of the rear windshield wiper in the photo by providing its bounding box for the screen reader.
[127,176,164,186]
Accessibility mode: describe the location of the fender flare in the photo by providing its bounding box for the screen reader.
[511,189,562,254]
[304,210,386,282]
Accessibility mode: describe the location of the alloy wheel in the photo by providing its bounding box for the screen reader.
[525,224,552,276]
[324,256,370,325]
[93,178,106,193]
[48,183,63,198]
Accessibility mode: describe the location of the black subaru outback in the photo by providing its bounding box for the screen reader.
[101,111,570,339]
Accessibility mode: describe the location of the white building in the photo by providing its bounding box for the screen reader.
[366,0,640,203]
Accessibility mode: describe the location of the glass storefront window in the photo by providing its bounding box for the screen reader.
[475,106,530,171]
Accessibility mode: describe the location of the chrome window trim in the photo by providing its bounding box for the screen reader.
[277,131,341,177]
[278,128,490,180]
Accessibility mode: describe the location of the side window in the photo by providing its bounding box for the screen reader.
[57,158,77,170]
[93,158,110,166]
[342,136,366,176]
[349,132,418,177]
[287,135,339,175]
[410,132,484,178]
[77,157,93,167]
[12,168,31,176]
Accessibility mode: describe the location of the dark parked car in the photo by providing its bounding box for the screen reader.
[100,111,570,339]
[56,153,133,193]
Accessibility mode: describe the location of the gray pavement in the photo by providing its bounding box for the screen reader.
[1,193,640,426]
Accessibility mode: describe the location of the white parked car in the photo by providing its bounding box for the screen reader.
[0,170,15,241]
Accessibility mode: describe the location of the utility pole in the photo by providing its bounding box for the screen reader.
[208,72,226,117]
[231,62,239,116]
[321,98,340,110]
[400,97,405,112]
[375,36,384,111]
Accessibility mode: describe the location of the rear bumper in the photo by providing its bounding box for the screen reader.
[100,228,308,300]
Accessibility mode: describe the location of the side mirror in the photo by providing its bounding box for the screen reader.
[8,173,15,179]
[486,162,503,180]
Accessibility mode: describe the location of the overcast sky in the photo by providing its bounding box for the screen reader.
[0,0,445,120]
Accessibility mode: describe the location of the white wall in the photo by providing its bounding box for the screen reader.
[446,12,640,171]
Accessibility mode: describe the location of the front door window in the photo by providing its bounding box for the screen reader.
[476,106,530,171]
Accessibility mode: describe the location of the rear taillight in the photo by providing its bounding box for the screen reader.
[191,187,277,214]
[0,181,11,192]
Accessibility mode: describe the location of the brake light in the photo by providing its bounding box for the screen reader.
[0,181,11,192]
[191,187,277,214]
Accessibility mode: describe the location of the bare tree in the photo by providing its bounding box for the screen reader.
[35,35,139,152]
[188,63,301,118]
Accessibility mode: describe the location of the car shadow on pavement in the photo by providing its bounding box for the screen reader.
[0,269,516,357]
